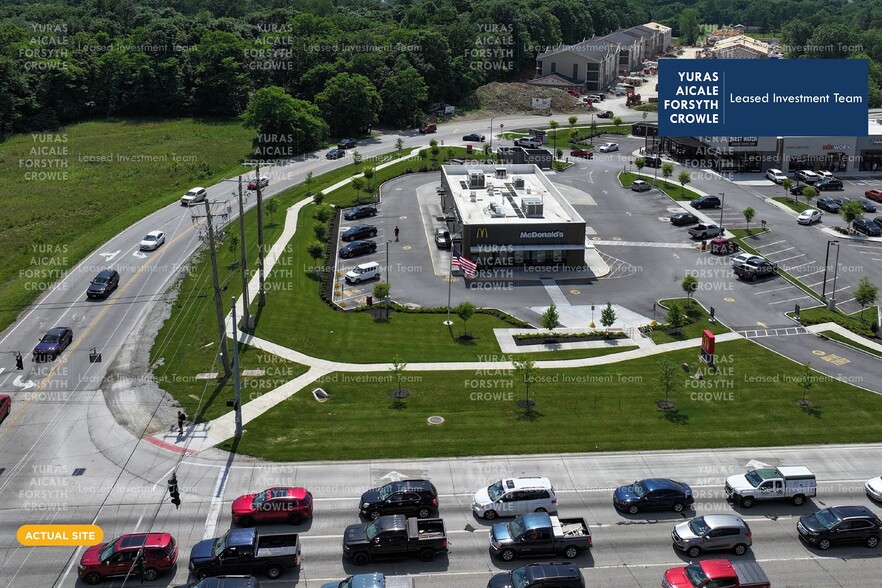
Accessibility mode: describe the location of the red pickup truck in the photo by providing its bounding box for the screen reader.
[663,559,770,588]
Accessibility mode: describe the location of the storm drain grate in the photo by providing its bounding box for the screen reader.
[72,468,86,476]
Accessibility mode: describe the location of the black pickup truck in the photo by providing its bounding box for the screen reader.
[343,515,448,565]
[733,259,777,281]
[189,528,300,580]
[489,512,592,562]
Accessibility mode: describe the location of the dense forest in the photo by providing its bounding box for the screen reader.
[1,0,881,147]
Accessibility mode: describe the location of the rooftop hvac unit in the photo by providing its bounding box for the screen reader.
[495,167,507,179]
[521,195,544,218]
[470,190,477,202]
[488,202,505,217]
[468,170,485,188]
[513,177,525,189]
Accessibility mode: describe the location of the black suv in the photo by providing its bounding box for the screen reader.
[670,212,699,226]
[359,479,439,520]
[343,205,378,220]
[643,155,662,168]
[690,195,722,209]
[337,138,357,149]
[853,218,882,236]
[341,224,378,241]
[798,505,882,550]
[86,269,120,299]
[488,562,585,588]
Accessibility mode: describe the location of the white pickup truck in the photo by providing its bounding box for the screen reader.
[725,466,816,508]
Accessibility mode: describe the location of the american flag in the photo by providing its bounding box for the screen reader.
[452,248,477,278]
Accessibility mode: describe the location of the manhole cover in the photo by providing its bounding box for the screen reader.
[427,416,444,425]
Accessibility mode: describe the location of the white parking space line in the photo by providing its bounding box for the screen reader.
[775,253,806,263]
[769,295,815,305]
[754,285,795,295]
[763,246,795,257]
[754,239,785,249]
[797,268,825,277]
[847,244,882,250]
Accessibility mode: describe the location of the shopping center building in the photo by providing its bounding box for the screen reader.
[439,164,586,268]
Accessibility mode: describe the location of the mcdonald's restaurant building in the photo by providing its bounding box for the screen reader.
[439,164,587,268]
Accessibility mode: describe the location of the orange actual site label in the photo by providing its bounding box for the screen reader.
[17,524,103,546]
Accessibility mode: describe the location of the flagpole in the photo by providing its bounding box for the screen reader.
[444,250,454,326]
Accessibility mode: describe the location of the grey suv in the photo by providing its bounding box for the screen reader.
[488,562,585,588]
[672,514,752,558]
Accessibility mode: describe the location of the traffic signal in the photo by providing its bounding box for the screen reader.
[168,473,181,509]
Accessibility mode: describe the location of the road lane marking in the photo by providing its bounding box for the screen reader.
[204,467,231,540]
[754,286,795,295]
[754,240,785,249]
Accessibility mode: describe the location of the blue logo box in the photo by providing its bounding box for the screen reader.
[658,59,868,136]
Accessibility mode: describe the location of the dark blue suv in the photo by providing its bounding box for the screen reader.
[488,562,585,588]
[613,478,694,514]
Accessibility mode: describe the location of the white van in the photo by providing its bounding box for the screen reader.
[612,86,630,96]
[472,476,558,520]
[345,261,380,284]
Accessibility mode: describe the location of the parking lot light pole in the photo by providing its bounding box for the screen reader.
[829,241,841,311]
[489,116,494,156]
[821,240,839,301]
[719,192,725,232]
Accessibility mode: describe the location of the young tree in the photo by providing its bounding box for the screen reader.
[600,302,616,337]
[840,199,864,225]
[635,157,645,174]
[455,301,476,337]
[612,116,622,127]
[227,232,239,255]
[512,358,537,413]
[395,137,404,151]
[374,281,391,319]
[743,207,756,233]
[314,223,328,242]
[657,357,679,407]
[797,361,813,404]
[661,162,674,185]
[363,167,375,194]
[667,301,687,333]
[567,115,577,135]
[681,274,698,305]
[589,118,598,145]
[351,150,363,170]
[390,355,408,396]
[549,120,559,161]
[677,171,691,197]
[265,198,278,225]
[351,176,365,203]
[801,185,817,206]
[304,170,314,197]
[854,276,879,320]
[781,177,793,200]
[541,303,559,331]
[307,240,324,264]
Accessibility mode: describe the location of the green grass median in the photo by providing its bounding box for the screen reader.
[225,339,882,461]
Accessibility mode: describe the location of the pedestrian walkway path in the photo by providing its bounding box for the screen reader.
[736,326,808,338]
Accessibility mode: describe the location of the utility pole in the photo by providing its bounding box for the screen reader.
[231,296,243,437]
[203,199,232,377]
[236,176,252,329]
[256,162,267,306]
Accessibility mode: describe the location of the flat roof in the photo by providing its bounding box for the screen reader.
[442,164,585,226]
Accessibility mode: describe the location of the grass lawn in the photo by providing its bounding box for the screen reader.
[226,339,882,461]
[619,172,701,201]
[819,330,882,357]
[772,196,811,213]
[790,305,878,339]
[0,118,255,331]
[650,298,731,344]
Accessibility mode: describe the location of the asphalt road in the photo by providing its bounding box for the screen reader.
[3,440,882,587]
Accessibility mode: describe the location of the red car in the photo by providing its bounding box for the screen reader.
[78,533,177,585]
[866,189,882,202]
[232,487,313,526]
[0,394,9,423]
[570,149,593,159]
[248,177,269,190]
[419,123,437,134]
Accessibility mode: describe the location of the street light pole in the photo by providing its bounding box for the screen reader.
[386,240,392,319]
[829,240,841,310]
[821,240,838,301]
[489,116,494,159]
[719,192,725,232]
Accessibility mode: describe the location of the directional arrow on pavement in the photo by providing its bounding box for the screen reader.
[757,321,768,328]
[133,251,147,259]
[99,250,121,262]
[745,459,771,470]
[13,375,35,390]
[381,471,406,482]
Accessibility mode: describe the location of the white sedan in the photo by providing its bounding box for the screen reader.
[140,230,166,251]
[766,168,787,183]
[598,143,619,153]
[797,209,822,225]
[867,476,882,501]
